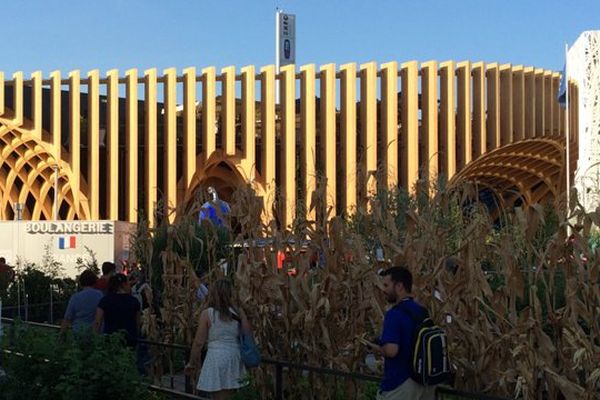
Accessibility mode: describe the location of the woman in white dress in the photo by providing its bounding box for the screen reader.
[185,278,252,400]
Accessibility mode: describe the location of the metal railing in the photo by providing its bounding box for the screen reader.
[0,317,511,400]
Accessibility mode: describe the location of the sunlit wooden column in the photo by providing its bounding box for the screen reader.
[106,70,119,220]
[486,63,500,149]
[50,71,62,160]
[456,61,471,169]
[320,63,337,217]
[87,70,100,219]
[439,61,455,181]
[499,64,513,146]
[300,64,316,222]
[125,69,138,223]
[202,67,216,165]
[241,66,256,180]
[0,72,4,116]
[30,71,42,138]
[69,70,81,218]
[163,68,177,220]
[512,66,525,141]
[534,68,545,137]
[144,69,158,226]
[340,63,357,213]
[401,61,419,190]
[381,62,398,190]
[359,62,376,199]
[221,66,236,155]
[12,72,23,126]
[544,71,553,137]
[260,66,276,221]
[421,61,438,181]
[524,67,535,138]
[472,62,486,158]
[183,67,197,190]
[280,64,296,229]
[552,73,561,136]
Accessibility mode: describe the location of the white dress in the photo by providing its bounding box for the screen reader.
[197,307,247,392]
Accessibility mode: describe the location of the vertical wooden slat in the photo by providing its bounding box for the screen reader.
[320,63,337,216]
[144,69,158,226]
[12,72,23,126]
[300,64,316,222]
[87,70,100,219]
[553,73,562,136]
[183,67,197,190]
[486,63,500,149]
[552,73,561,136]
[472,62,486,158]
[381,62,398,190]
[241,66,256,180]
[421,61,439,181]
[0,72,4,116]
[30,71,42,138]
[524,67,535,138]
[512,65,525,141]
[125,69,138,223]
[280,64,296,228]
[499,64,513,145]
[163,68,177,220]
[439,61,455,180]
[534,68,545,137]
[260,65,276,186]
[202,67,217,164]
[456,61,471,169]
[544,71,553,136]
[69,70,81,217]
[221,66,236,155]
[106,70,119,220]
[50,71,62,160]
[340,63,357,214]
[401,61,419,190]
[360,62,376,198]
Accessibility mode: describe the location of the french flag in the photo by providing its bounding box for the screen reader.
[58,236,76,249]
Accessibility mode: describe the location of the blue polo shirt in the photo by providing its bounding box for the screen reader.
[379,298,426,391]
[64,287,104,332]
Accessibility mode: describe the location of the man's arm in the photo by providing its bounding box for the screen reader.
[94,308,104,333]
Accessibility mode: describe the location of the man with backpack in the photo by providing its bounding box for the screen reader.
[366,265,448,399]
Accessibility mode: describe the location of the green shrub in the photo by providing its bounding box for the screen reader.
[0,322,162,400]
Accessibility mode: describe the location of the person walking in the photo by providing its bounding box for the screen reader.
[60,269,103,334]
[0,257,15,297]
[94,261,116,293]
[367,266,435,400]
[185,278,251,400]
[94,273,140,348]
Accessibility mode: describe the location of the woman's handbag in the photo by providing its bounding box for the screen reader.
[231,309,261,368]
[239,331,261,368]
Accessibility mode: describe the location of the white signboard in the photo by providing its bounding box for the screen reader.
[0,220,135,277]
[278,13,296,66]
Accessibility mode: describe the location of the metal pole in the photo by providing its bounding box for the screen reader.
[275,8,282,104]
[565,43,571,236]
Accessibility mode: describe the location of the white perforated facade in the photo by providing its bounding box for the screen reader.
[569,31,600,210]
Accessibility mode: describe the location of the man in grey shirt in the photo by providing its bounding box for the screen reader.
[61,270,104,333]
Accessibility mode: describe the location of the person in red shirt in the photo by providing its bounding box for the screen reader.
[94,261,116,293]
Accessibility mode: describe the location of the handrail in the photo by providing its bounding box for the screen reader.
[0,317,512,400]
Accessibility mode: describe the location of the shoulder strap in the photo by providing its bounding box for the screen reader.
[395,301,428,324]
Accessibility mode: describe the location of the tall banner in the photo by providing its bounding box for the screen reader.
[278,13,296,66]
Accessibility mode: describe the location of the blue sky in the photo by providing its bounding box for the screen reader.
[3,0,598,76]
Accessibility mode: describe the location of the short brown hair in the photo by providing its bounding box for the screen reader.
[79,269,98,287]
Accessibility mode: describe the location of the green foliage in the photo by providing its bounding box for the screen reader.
[0,323,162,400]
[75,246,100,275]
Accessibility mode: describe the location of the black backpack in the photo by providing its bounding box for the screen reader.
[397,303,451,386]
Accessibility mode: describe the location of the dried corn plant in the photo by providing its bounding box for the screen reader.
[132,181,600,399]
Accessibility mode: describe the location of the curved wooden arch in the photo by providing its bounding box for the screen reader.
[0,117,90,220]
[450,136,577,209]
